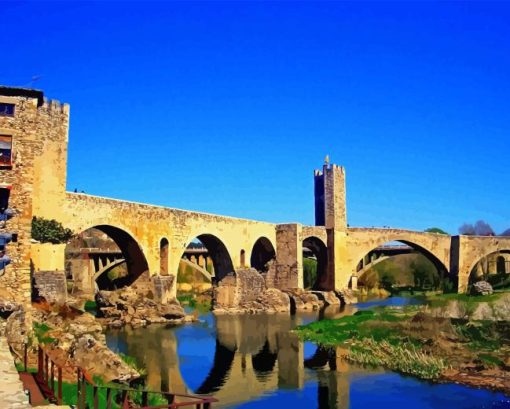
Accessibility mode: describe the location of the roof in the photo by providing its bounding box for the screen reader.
[0,86,44,107]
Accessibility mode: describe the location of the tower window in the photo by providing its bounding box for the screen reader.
[0,103,14,117]
[0,136,12,166]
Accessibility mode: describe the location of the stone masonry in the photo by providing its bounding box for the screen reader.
[0,85,508,310]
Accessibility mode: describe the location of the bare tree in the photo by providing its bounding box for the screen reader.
[459,223,476,235]
[474,220,495,236]
[459,220,495,236]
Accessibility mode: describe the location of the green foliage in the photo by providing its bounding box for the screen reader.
[303,258,318,289]
[84,300,97,312]
[363,254,442,292]
[119,352,147,377]
[453,320,504,351]
[425,227,448,235]
[296,308,447,379]
[426,292,502,307]
[296,309,414,346]
[33,322,56,345]
[477,353,504,367]
[410,255,439,290]
[31,216,73,244]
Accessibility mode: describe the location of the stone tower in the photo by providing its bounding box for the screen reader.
[314,158,347,230]
[0,86,69,309]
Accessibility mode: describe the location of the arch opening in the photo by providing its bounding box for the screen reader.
[160,237,169,275]
[64,225,149,296]
[250,237,276,273]
[177,234,234,308]
[355,240,451,295]
[240,249,246,268]
[468,250,510,291]
[302,236,328,290]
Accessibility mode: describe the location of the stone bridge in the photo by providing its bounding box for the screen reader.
[0,86,509,310]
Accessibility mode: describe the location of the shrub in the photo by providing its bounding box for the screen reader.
[31,217,73,244]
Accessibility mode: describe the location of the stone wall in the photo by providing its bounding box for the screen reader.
[0,91,69,311]
[274,224,302,289]
[33,270,67,304]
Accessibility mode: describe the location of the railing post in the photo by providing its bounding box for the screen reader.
[50,360,55,394]
[121,390,129,409]
[23,343,27,372]
[44,351,49,384]
[80,372,86,409]
[106,387,112,409]
[37,347,43,378]
[57,367,63,405]
[93,385,99,409]
[77,369,81,409]
[142,390,148,407]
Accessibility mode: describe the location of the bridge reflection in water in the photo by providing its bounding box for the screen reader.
[105,307,371,408]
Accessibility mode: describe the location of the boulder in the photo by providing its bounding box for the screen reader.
[471,281,493,296]
[254,288,290,313]
[96,288,186,327]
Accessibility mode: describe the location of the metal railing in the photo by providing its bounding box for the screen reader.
[11,342,217,409]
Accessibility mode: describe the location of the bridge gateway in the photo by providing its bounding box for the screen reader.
[0,86,509,311]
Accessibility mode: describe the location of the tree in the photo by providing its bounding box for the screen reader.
[473,220,495,236]
[424,227,448,235]
[459,220,495,236]
[459,223,476,235]
[31,217,73,244]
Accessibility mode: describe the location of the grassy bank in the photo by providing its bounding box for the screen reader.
[295,293,510,386]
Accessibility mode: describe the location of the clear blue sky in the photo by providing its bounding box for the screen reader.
[2,1,509,234]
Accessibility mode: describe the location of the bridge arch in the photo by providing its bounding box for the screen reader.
[250,237,276,273]
[302,236,328,290]
[467,249,510,290]
[350,235,451,291]
[180,233,235,283]
[66,224,150,292]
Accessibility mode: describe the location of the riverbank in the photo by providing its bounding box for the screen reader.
[295,292,510,394]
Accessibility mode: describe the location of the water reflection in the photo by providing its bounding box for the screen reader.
[106,298,507,409]
[107,308,349,408]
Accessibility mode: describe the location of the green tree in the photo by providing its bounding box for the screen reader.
[303,258,317,289]
[424,227,448,235]
[31,217,73,244]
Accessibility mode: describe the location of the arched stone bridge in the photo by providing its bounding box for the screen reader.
[1,86,507,307]
[35,191,510,298]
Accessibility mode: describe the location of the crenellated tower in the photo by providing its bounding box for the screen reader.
[314,157,347,231]
[0,86,69,308]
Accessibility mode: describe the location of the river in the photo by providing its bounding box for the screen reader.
[105,297,509,408]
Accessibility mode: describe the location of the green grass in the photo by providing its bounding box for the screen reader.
[425,292,503,307]
[295,307,450,379]
[119,352,146,377]
[33,322,56,345]
[296,309,416,346]
[477,353,504,368]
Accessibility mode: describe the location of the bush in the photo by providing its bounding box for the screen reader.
[31,217,73,244]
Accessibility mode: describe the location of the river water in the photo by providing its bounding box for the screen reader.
[106,297,509,408]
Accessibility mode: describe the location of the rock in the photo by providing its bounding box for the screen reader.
[178,283,193,292]
[337,289,357,305]
[312,291,341,306]
[158,303,185,319]
[96,288,185,327]
[471,281,493,296]
[255,288,290,313]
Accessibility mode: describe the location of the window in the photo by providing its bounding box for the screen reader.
[0,103,14,117]
[0,136,12,166]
